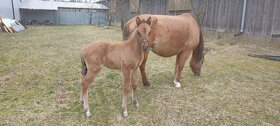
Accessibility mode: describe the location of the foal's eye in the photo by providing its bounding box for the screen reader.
[148,32,151,35]
[137,32,140,35]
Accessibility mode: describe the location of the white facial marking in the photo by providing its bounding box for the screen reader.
[86,111,91,117]
[174,79,181,88]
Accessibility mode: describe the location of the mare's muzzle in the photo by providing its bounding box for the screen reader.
[140,39,152,52]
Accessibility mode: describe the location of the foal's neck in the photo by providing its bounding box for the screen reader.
[126,29,142,53]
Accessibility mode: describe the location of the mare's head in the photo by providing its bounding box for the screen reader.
[190,48,209,76]
[135,16,152,52]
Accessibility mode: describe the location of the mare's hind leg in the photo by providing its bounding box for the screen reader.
[174,49,192,88]
[81,65,102,117]
[131,69,139,108]
[140,52,150,86]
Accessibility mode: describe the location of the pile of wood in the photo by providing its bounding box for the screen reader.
[0,17,26,33]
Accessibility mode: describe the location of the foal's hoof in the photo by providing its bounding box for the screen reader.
[123,111,128,117]
[134,102,140,108]
[143,81,151,87]
[86,111,91,117]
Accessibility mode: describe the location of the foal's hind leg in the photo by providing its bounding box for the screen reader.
[131,69,139,108]
[81,65,102,117]
[122,67,132,117]
[174,49,192,88]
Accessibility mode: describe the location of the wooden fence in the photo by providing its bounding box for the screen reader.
[193,0,280,36]
[111,0,280,36]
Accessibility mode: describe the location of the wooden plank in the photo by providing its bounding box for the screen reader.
[245,0,257,35]
[148,0,155,14]
[217,0,226,31]
[140,0,148,14]
[271,0,280,33]
[230,0,240,32]
[261,0,274,36]
[216,0,222,30]
[0,19,7,32]
[159,0,164,15]
[211,0,218,30]
[1,20,12,33]
[204,0,212,29]
[225,0,231,31]
[9,27,16,33]
[168,0,175,11]
[233,0,243,33]
[254,0,265,35]
[212,0,219,30]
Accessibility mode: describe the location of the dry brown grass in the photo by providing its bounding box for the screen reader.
[0,26,279,125]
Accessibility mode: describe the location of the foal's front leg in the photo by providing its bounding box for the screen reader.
[121,67,131,117]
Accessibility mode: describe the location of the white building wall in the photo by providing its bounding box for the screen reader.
[0,0,22,21]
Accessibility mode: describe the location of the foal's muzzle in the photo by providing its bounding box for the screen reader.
[140,40,152,52]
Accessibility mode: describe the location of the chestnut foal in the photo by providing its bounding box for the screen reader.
[80,17,153,117]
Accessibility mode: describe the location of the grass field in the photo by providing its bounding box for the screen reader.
[0,26,279,125]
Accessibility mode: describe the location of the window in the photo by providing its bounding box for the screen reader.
[168,0,191,11]
[130,0,139,13]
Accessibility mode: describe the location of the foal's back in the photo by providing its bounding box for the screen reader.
[82,41,127,69]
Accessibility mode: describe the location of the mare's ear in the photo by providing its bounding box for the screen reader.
[146,17,152,25]
[136,17,141,26]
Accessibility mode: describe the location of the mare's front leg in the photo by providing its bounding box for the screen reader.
[174,49,192,88]
[131,69,139,108]
[122,67,131,117]
[139,52,150,86]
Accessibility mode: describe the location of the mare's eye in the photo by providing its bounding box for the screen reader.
[148,32,151,35]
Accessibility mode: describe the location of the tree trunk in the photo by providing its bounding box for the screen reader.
[121,18,124,30]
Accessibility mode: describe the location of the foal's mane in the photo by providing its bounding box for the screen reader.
[126,26,141,43]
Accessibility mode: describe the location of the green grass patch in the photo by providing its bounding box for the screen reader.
[0,26,279,125]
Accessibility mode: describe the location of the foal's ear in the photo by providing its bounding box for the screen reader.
[146,17,152,26]
[136,17,141,26]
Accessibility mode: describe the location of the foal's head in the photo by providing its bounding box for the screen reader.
[135,16,152,52]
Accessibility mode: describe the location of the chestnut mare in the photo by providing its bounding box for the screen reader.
[80,17,153,117]
[123,13,208,88]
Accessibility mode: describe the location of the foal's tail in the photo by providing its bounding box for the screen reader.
[80,54,87,76]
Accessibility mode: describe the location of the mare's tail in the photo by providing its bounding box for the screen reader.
[80,54,87,76]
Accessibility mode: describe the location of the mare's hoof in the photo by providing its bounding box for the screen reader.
[123,111,128,117]
[143,81,151,87]
[174,80,181,88]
